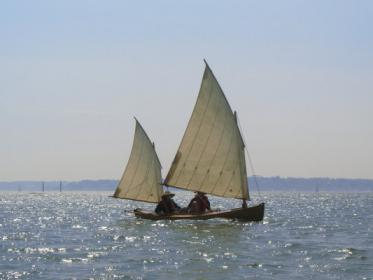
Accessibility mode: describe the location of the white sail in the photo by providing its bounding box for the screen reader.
[114,119,163,203]
[164,61,249,199]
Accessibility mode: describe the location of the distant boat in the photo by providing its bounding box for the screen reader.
[114,60,264,221]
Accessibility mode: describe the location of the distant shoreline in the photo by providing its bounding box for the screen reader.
[1,176,373,192]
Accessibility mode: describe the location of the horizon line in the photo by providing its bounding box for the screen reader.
[2,175,373,183]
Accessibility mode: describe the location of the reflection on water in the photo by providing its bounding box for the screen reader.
[0,191,372,279]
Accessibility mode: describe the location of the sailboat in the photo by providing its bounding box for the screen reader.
[114,61,264,221]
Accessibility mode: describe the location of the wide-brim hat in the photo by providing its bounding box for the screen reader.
[194,191,206,195]
[162,191,175,197]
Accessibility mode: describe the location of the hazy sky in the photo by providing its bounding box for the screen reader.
[1,1,372,181]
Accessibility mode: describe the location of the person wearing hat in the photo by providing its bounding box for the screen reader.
[155,191,181,215]
[187,191,211,214]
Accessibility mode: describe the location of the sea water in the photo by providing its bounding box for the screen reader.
[0,191,372,279]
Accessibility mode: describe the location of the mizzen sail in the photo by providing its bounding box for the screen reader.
[114,119,163,203]
[164,61,249,199]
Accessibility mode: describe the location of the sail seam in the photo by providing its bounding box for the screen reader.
[122,128,146,198]
[209,120,236,195]
[173,70,215,185]
[164,66,208,185]
[133,151,154,201]
[115,124,141,197]
[186,85,221,190]
[199,99,230,191]
[204,63,235,118]
[221,159,240,197]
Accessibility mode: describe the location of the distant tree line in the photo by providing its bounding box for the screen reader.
[1,177,373,192]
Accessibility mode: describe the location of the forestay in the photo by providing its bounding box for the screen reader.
[164,61,249,199]
[114,119,163,203]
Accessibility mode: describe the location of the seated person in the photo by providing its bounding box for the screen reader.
[187,191,211,214]
[155,191,180,215]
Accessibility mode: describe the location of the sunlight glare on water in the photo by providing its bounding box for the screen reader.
[0,191,372,279]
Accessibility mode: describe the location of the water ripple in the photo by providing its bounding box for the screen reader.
[0,192,372,279]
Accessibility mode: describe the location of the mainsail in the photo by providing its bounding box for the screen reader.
[164,61,249,200]
[114,119,163,203]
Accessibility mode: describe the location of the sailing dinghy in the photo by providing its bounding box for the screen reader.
[115,61,265,221]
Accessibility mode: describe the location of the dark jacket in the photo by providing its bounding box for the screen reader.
[155,197,180,214]
[187,194,211,213]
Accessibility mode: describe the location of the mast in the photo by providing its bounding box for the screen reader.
[164,60,249,201]
[42,181,45,192]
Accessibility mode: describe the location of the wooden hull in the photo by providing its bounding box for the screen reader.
[134,203,265,221]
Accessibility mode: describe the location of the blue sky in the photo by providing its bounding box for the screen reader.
[1,1,372,180]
